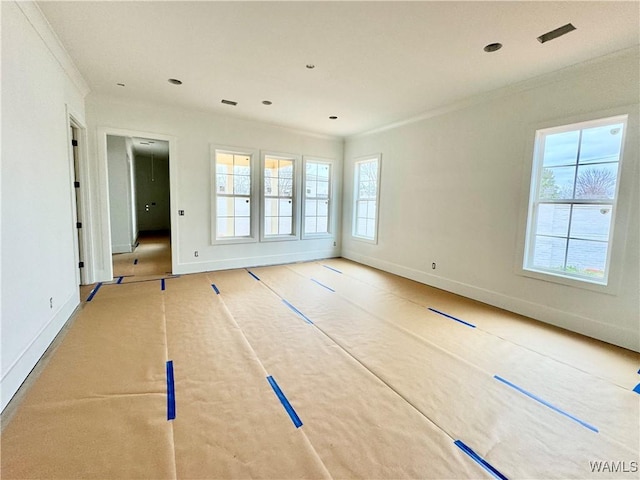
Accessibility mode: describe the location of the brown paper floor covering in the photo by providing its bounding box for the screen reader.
[2,257,638,479]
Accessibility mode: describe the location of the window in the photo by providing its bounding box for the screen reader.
[211,146,257,244]
[524,115,627,284]
[303,159,332,237]
[262,153,299,239]
[353,155,381,242]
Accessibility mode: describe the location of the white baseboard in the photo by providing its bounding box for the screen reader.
[1,291,80,412]
[175,249,340,275]
[342,250,639,352]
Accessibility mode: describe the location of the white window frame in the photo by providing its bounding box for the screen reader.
[517,110,635,293]
[260,151,301,242]
[210,145,259,245]
[352,154,382,244]
[302,156,335,239]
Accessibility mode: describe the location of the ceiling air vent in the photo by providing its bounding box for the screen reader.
[221,99,238,106]
[537,23,576,44]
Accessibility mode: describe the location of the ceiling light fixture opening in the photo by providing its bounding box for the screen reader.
[168,78,183,85]
[262,100,273,105]
[306,64,316,69]
[483,43,502,53]
[537,23,576,44]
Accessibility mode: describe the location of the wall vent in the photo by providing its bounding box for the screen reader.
[537,23,576,44]
[221,99,238,106]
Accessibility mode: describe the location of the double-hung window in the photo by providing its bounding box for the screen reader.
[262,153,300,240]
[523,115,627,284]
[212,146,257,243]
[353,154,381,242]
[303,158,332,237]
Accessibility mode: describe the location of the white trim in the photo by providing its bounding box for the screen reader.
[94,127,178,281]
[210,144,260,245]
[342,249,639,352]
[260,151,302,242]
[1,291,79,412]
[302,156,336,240]
[15,1,90,97]
[352,154,382,244]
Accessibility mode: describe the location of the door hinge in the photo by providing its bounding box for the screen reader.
[74,181,80,188]
[72,139,78,147]
[78,261,84,268]
[76,222,82,229]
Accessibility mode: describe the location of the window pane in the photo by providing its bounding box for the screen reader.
[306,180,317,197]
[264,198,278,217]
[235,217,250,237]
[570,205,612,242]
[234,175,250,195]
[278,217,292,235]
[317,216,328,233]
[217,197,233,216]
[217,153,233,170]
[542,130,579,167]
[539,166,575,200]
[366,219,376,238]
[279,160,293,178]
[279,177,293,197]
[234,197,250,217]
[579,123,624,164]
[234,155,250,175]
[217,217,234,238]
[356,200,367,220]
[305,216,317,233]
[306,162,318,178]
[317,180,329,198]
[355,218,367,237]
[317,163,330,181]
[535,204,570,237]
[265,176,278,196]
[264,157,279,175]
[532,236,567,271]
[318,200,328,216]
[359,181,371,199]
[265,217,278,235]
[574,163,618,200]
[566,239,607,278]
[217,174,233,194]
[279,199,292,217]
[366,201,377,220]
[306,199,317,216]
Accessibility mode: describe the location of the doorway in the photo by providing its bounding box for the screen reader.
[106,135,172,280]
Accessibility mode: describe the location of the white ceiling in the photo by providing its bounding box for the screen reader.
[39,1,639,137]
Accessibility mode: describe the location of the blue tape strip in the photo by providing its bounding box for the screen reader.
[211,284,220,295]
[161,278,166,291]
[311,278,335,292]
[454,440,508,480]
[133,258,139,265]
[428,307,476,328]
[247,270,260,281]
[494,375,598,432]
[633,383,640,394]
[322,264,342,274]
[282,299,313,324]
[166,361,176,420]
[267,376,302,428]
[116,276,123,284]
[86,282,103,302]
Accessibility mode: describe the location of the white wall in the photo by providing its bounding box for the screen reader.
[1,1,88,411]
[85,96,344,279]
[107,135,135,253]
[343,49,640,352]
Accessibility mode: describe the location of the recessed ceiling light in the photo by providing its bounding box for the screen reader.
[483,43,502,53]
[537,23,576,44]
[116,83,125,87]
[306,64,316,69]
[329,116,338,120]
[262,100,273,105]
[221,99,238,106]
[168,78,183,85]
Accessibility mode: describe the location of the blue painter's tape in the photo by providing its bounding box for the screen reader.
[86,282,103,302]
[322,264,342,274]
[267,376,302,428]
[116,276,124,284]
[310,278,335,292]
[211,284,220,295]
[166,361,176,420]
[282,299,313,324]
[494,375,598,432]
[133,258,139,265]
[633,383,640,394]
[454,440,508,480]
[247,270,260,281]
[161,279,166,291]
[428,307,476,328]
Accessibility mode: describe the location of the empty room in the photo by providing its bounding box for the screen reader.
[1,1,639,479]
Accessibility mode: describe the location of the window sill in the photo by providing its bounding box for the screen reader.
[518,266,619,296]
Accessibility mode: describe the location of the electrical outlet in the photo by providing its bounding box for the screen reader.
[432,262,436,270]
[50,297,53,309]
[333,241,337,247]
[194,251,199,258]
